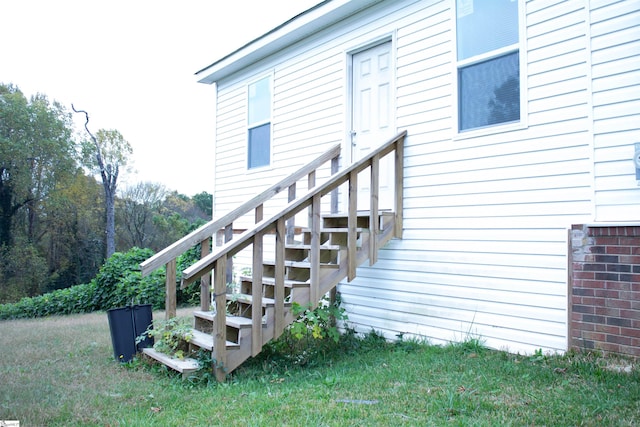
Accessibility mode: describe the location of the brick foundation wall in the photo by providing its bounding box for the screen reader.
[570,225,640,357]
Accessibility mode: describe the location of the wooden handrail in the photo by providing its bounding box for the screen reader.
[181,130,407,286]
[139,143,342,277]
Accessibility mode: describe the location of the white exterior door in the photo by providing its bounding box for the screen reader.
[351,41,395,210]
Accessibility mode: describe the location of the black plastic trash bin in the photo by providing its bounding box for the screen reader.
[107,304,153,362]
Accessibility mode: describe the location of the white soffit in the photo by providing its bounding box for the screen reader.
[195,0,383,84]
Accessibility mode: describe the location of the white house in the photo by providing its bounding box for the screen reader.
[194,0,640,355]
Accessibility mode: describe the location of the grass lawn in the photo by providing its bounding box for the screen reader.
[0,308,638,426]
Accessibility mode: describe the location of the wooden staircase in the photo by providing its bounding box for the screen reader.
[140,131,406,381]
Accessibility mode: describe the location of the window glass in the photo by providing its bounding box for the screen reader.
[459,52,520,131]
[456,0,520,131]
[456,0,519,61]
[248,123,270,169]
[248,77,271,124]
[248,76,271,169]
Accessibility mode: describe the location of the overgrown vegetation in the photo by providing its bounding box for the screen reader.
[0,246,201,320]
[1,309,638,426]
[255,296,348,368]
[138,316,194,360]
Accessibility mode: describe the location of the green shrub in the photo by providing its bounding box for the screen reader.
[257,296,347,367]
[0,247,166,319]
[0,281,98,320]
[0,245,206,320]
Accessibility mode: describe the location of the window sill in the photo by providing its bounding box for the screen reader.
[246,164,273,174]
[453,120,527,142]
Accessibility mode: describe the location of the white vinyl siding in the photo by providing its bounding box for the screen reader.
[590,0,640,221]
[208,0,638,355]
[340,0,593,354]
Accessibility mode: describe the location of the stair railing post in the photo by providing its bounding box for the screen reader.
[224,224,234,283]
[330,155,339,214]
[213,256,227,382]
[252,207,264,356]
[347,170,358,281]
[165,258,177,320]
[200,237,212,312]
[308,170,316,232]
[310,194,321,308]
[370,155,380,265]
[274,217,286,338]
[286,183,296,244]
[394,136,404,239]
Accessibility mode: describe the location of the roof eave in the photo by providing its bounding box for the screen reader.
[195,0,382,85]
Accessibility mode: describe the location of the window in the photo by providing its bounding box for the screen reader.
[247,76,271,169]
[456,0,520,132]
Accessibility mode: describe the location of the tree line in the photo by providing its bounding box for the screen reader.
[0,83,211,303]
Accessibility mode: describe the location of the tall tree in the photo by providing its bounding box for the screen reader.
[0,83,79,300]
[0,84,76,247]
[72,105,132,258]
[117,181,166,250]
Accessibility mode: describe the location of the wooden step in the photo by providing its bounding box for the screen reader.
[141,347,200,378]
[321,210,393,228]
[193,311,261,329]
[238,275,309,288]
[227,293,289,307]
[284,244,341,262]
[262,260,341,269]
[189,329,240,351]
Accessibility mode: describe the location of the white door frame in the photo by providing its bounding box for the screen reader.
[345,36,397,210]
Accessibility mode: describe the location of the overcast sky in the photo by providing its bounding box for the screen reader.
[1,0,319,196]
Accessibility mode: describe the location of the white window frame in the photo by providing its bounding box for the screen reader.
[453,0,527,140]
[246,74,273,171]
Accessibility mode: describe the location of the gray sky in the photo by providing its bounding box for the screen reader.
[1,0,319,196]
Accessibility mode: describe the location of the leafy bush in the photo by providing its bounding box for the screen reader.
[92,247,154,309]
[0,244,207,320]
[0,247,166,320]
[0,281,98,320]
[257,295,348,367]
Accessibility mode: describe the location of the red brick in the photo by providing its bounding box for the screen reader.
[620,309,640,320]
[619,255,640,264]
[573,321,595,331]
[572,262,584,271]
[607,334,632,345]
[595,236,619,245]
[574,305,595,314]
[620,327,640,339]
[606,282,630,291]
[606,245,632,255]
[571,295,582,304]
[595,306,620,317]
[620,345,640,357]
[595,342,621,353]
[621,273,640,283]
[574,270,595,280]
[620,237,640,246]
[606,298,632,309]
[620,291,640,301]
[595,323,620,334]
[580,279,604,288]
[595,289,619,299]
[574,287,595,297]
[582,297,606,306]
[582,331,606,341]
